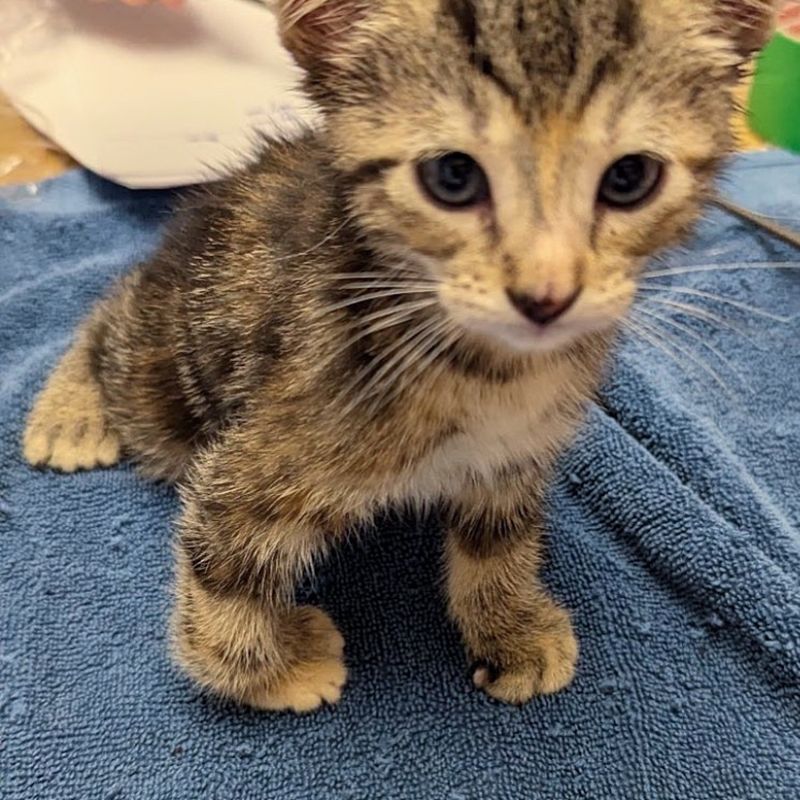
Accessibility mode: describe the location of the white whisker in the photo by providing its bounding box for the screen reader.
[327,282,441,292]
[316,296,437,327]
[352,299,438,326]
[392,326,459,397]
[267,217,353,265]
[320,288,439,314]
[327,270,431,282]
[369,323,458,414]
[638,296,757,343]
[328,271,438,282]
[626,315,737,398]
[412,327,463,396]
[633,307,750,390]
[642,261,800,279]
[712,196,800,249]
[317,300,437,369]
[370,316,449,388]
[339,315,446,413]
[638,284,792,323]
[621,318,690,376]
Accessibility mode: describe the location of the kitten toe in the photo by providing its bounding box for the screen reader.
[254,656,348,713]
[22,423,57,467]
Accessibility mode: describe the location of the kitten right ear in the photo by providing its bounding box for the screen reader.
[714,1,779,55]
[275,0,370,72]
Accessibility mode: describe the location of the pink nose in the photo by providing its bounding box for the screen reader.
[506,288,582,326]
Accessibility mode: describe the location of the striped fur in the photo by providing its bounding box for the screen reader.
[23,0,777,711]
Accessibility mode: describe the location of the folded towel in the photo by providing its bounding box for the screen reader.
[2,152,799,800]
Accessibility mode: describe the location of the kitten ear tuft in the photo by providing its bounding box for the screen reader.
[714,0,779,54]
[275,0,370,71]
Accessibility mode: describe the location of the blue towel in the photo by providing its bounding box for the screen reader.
[2,152,799,800]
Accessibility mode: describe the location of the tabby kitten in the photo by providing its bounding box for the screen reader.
[23,0,776,712]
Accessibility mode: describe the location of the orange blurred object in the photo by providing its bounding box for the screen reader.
[0,94,75,186]
[117,0,185,7]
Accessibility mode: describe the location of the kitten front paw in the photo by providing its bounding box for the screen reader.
[176,603,348,714]
[24,417,120,473]
[247,607,347,713]
[471,612,578,704]
[252,652,347,713]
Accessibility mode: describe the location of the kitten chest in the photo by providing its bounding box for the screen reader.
[389,371,582,503]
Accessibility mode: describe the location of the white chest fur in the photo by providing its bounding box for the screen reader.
[379,365,585,506]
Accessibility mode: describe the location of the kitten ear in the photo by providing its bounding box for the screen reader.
[714,0,779,54]
[274,0,370,72]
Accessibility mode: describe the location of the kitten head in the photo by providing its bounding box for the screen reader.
[276,0,777,354]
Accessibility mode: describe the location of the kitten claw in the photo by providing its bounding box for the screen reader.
[470,659,500,689]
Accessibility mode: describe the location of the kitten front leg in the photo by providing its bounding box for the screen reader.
[444,480,578,705]
[171,440,346,713]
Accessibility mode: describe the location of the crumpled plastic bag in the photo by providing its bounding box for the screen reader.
[0,0,317,188]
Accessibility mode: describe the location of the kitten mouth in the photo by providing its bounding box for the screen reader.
[506,321,587,353]
[462,314,588,355]
[443,292,617,354]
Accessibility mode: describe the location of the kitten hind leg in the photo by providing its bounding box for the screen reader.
[23,323,120,473]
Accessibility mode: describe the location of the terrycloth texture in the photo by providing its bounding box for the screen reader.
[2,152,799,800]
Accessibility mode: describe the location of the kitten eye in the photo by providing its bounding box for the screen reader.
[417,152,490,208]
[598,155,664,210]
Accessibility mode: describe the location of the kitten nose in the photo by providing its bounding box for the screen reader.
[506,288,582,326]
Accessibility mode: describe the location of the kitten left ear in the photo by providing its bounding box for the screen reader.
[275,0,370,72]
[714,0,779,54]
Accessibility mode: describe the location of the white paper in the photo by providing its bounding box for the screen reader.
[0,0,319,188]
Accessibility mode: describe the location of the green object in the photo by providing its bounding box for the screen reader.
[749,33,800,153]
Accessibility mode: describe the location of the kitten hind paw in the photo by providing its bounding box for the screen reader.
[23,387,120,472]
